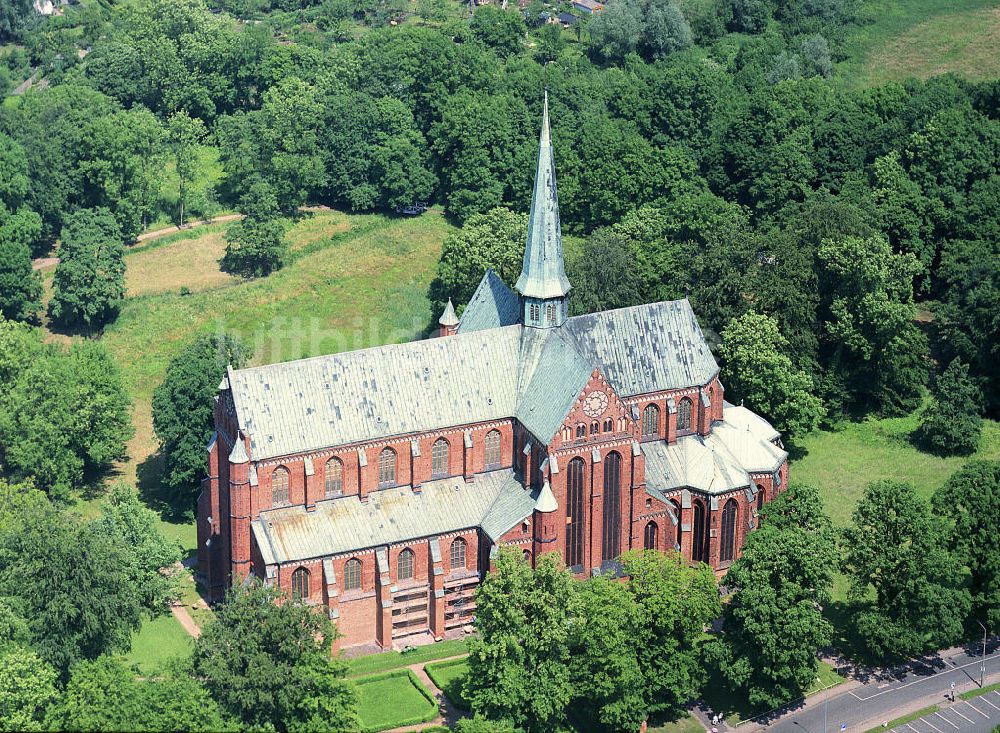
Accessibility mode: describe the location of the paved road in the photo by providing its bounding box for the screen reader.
[894,691,1000,733]
[760,643,1000,733]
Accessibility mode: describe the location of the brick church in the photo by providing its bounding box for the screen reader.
[197,95,789,650]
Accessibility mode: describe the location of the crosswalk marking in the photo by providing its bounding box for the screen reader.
[934,712,959,729]
[950,707,974,724]
[963,700,989,719]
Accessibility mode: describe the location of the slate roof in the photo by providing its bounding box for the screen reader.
[227,297,719,459]
[229,326,523,460]
[515,92,571,300]
[456,269,520,334]
[253,469,533,565]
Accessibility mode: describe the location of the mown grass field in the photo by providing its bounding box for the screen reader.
[347,638,468,678]
[835,0,1000,86]
[122,612,193,674]
[353,670,438,732]
[791,410,1000,527]
[425,658,471,710]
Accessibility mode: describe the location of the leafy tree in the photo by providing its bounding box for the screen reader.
[0,647,58,732]
[0,337,132,499]
[571,576,646,731]
[193,582,358,732]
[934,238,1000,416]
[428,207,527,314]
[800,34,832,77]
[817,235,927,416]
[77,107,166,240]
[536,23,566,63]
[464,551,577,733]
[932,461,1000,631]
[220,182,288,278]
[95,485,183,610]
[917,359,983,456]
[568,228,644,316]
[0,203,43,322]
[720,311,825,439]
[152,332,250,515]
[0,505,144,673]
[711,484,835,708]
[48,208,126,331]
[0,0,33,41]
[469,6,526,58]
[589,0,643,62]
[643,0,692,59]
[621,550,720,719]
[46,656,227,733]
[842,480,971,661]
[167,112,208,226]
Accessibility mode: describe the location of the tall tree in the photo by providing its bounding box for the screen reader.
[48,208,127,332]
[567,228,644,316]
[917,358,983,456]
[428,207,527,314]
[932,461,1000,631]
[167,112,208,226]
[842,480,971,661]
[711,484,836,708]
[0,203,43,322]
[0,647,58,732]
[817,235,928,416]
[0,504,144,674]
[469,6,526,58]
[193,582,358,732]
[220,182,288,279]
[152,332,250,516]
[720,311,825,439]
[464,551,577,732]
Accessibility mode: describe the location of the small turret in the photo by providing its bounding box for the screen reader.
[438,298,459,337]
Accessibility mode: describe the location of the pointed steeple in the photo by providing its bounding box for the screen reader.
[438,298,459,337]
[516,91,571,327]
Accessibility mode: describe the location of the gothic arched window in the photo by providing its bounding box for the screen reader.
[692,500,707,563]
[669,498,682,549]
[643,521,658,551]
[378,448,396,487]
[397,548,414,580]
[603,418,612,432]
[677,397,693,432]
[291,567,309,600]
[325,458,343,497]
[485,430,501,468]
[565,458,586,569]
[756,485,766,512]
[576,424,586,438]
[642,404,659,438]
[344,558,362,591]
[590,421,599,435]
[602,451,622,563]
[272,466,290,506]
[432,438,449,476]
[450,538,467,570]
[546,302,556,324]
[721,498,738,563]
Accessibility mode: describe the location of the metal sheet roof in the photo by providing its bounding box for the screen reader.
[563,299,718,397]
[252,469,531,564]
[642,432,750,495]
[515,330,594,442]
[229,325,522,460]
[457,269,521,335]
[713,405,786,473]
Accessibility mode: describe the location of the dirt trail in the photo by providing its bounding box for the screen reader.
[170,603,202,639]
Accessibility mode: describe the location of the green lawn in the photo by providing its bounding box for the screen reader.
[791,410,1000,527]
[961,682,1000,700]
[353,670,439,732]
[835,0,1000,86]
[347,638,469,677]
[426,658,471,710]
[122,612,193,674]
[647,714,708,733]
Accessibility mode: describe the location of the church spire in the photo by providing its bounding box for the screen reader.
[516,91,571,328]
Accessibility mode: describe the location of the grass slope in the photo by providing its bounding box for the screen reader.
[98,209,451,549]
[836,0,1000,86]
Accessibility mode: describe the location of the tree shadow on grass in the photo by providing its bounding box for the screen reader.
[136,449,194,524]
